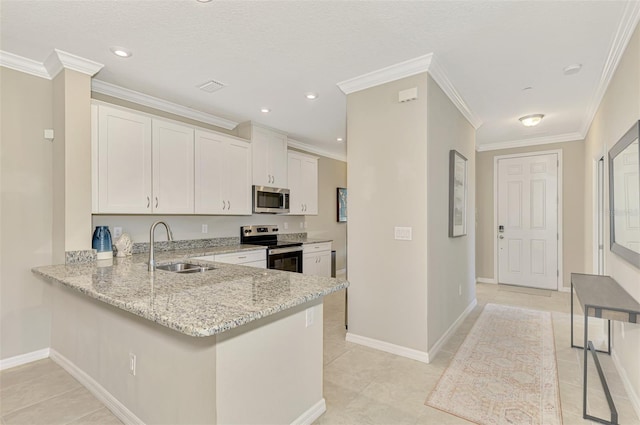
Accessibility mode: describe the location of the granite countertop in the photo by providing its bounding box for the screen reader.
[32,251,348,338]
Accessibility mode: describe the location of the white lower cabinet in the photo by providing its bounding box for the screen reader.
[302,242,331,277]
[192,250,266,269]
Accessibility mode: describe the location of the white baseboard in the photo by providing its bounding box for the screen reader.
[291,398,326,425]
[476,277,497,284]
[427,298,478,361]
[345,333,430,363]
[0,348,50,371]
[49,349,144,425]
[558,286,571,293]
[611,348,640,420]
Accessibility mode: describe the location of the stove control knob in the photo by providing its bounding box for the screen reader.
[273,228,278,232]
[244,229,251,234]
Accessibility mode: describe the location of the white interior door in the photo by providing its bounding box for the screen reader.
[498,153,558,290]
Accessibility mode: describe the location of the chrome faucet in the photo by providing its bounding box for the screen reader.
[148,221,174,272]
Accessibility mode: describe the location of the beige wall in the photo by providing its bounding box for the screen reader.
[583,23,640,407]
[346,72,476,356]
[53,69,93,260]
[347,73,430,352]
[298,153,347,273]
[426,75,476,349]
[475,140,586,290]
[0,67,53,359]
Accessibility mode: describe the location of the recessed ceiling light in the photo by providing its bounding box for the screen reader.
[519,114,544,127]
[336,137,344,142]
[563,64,582,75]
[260,108,271,113]
[305,93,318,100]
[109,46,132,58]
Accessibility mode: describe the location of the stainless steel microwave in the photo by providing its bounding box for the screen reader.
[253,186,290,214]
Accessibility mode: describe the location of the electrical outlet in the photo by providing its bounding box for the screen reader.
[299,222,304,229]
[304,221,308,229]
[394,226,412,241]
[129,352,137,376]
[202,224,208,234]
[284,222,289,230]
[306,307,314,327]
[113,227,122,238]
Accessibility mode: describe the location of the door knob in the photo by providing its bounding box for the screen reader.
[499,235,504,239]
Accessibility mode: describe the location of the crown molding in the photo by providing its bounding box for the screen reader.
[428,57,483,129]
[337,53,433,95]
[91,80,239,130]
[1,49,103,79]
[336,52,481,131]
[476,132,584,152]
[0,50,50,79]
[580,1,640,136]
[44,49,104,78]
[287,138,346,162]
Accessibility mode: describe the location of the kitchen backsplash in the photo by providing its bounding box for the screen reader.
[92,214,307,245]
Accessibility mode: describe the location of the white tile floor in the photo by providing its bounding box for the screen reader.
[1,283,638,424]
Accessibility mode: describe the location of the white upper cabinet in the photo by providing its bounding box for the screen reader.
[195,130,251,215]
[237,123,288,187]
[97,104,152,213]
[152,119,195,214]
[288,151,318,215]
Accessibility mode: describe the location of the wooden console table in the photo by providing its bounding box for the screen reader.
[570,273,640,425]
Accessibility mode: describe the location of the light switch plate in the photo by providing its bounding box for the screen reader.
[394,226,412,241]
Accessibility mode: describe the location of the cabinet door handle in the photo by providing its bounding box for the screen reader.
[147,196,150,208]
[155,197,158,209]
[228,200,231,210]
[238,256,246,259]
[222,200,226,210]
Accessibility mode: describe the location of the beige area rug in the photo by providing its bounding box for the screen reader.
[498,284,552,297]
[426,303,562,425]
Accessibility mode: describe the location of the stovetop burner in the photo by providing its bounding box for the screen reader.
[240,225,302,249]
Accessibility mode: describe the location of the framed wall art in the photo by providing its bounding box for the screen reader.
[337,187,347,222]
[449,150,468,237]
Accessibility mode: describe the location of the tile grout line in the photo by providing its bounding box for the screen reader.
[1,385,82,418]
[62,406,106,425]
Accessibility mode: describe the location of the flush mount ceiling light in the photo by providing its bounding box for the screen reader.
[260,108,271,113]
[305,93,318,100]
[519,114,544,127]
[563,64,582,75]
[109,46,132,58]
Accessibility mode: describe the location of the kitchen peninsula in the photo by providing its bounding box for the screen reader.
[32,247,348,425]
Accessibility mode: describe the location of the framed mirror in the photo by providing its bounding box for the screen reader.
[609,120,640,268]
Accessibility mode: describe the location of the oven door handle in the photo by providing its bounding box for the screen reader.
[269,246,303,255]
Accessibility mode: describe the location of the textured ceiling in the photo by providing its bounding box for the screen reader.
[1,1,638,158]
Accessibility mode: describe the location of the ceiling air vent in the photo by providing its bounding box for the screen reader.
[198,79,226,93]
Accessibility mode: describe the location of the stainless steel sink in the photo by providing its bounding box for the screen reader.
[156,262,215,273]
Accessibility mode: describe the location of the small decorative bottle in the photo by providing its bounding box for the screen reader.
[92,226,113,260]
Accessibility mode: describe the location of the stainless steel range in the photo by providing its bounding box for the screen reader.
[240,225,303,273]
